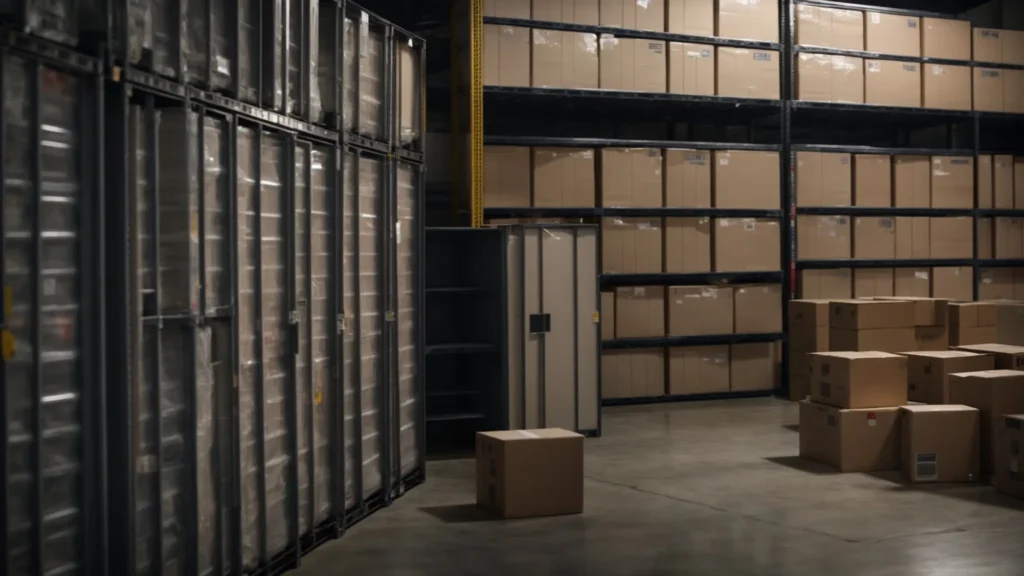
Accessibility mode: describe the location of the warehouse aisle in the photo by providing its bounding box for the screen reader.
[291,399,1024,576]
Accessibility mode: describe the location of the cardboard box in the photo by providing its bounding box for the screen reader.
[995,155,1014,209]
[1016,269,1024,300]
[484,0,531,18]
[790,347,813,380]
[978,218,994,259]
[734,284,782,334]
[949,370,1024,473]
[831,299,914,330]
[950,302,999,345]
[865,60,921,108]
[600,148,663,208]
[716,48,780,99]
[665,149,710,207]
[795,5,864,50]
[531,0,600,24]
[796,152,852,206]
[904,351,995,404]
[954,345,1024,370]
[615,286,665,338]
[979,268,1015,301]
[483,25,531,87]
[854,217,896,259]
[599,0,665,31]
[865,12,921,57]
[929,217,973,259]
[996,415,1024,498]
[800,269,852,300]
[854,155,892,207]
[665,217,711,273]
[799,401,901,472]
[714,219,781,272]
[809,351,908,409]
[830,326,916,353]
[974,28,1003,64]
[667,0,713,36]
[716,0,778,42]
[1005,30,1024,66]
[476,429,583,519]
[873,296,949,327]
[994,218,1023,259]
[1008,70,1024,114]
[1017,157,1024,208]
[853,268,895,298]
[531,30,599,90]
[931,156,974,209]
[600,291,615,341]
[923,64,971,111]
[921,18,971,61]
[996,302,1024,346]
[731,343,775,392]
[797,216,851,260]
[602,349,665,398]
[667,286,733,336]
[533,148,596,208]
[601,218,663,274]
[893,155,930,208]
[932,267,973,301]
[668,43,714,96]
[895,217,930,259]
[978,155,994,210]
[901,405,980,483]
[789,300,831,352]
[974,68,1005,112]
[484,146,531,207]
[599,37,667,92]
[796,54,865,104]
[895,269,931,298]
[668,345,729,395]
[713,151,780,209]
[790,374,811,401]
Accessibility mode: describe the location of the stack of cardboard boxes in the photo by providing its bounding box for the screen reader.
[601,283,781,399]
[483,0,781,99]
[973,27,1024,113]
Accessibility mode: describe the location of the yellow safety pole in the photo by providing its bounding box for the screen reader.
[469,0,484,227]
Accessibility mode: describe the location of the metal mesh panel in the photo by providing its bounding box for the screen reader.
[396,163,418,476]
[358,156,382,498]
[341,151,357,508]
[310,146,332,522]
[186,0,232,89]
[294,145,311,534]
[4,54,85,576]
[203,116,229,313]
[157,109,200,315]
[238,0,260,103]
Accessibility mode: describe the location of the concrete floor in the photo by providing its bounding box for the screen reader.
[291,398,1024,576]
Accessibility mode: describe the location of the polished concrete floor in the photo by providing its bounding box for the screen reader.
[291,398,1024,575]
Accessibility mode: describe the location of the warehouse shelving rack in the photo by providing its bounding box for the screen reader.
[0,3,426,576]
[462,0,791,406]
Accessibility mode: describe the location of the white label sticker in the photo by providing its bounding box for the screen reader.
[867,62,881,72]
[637,0,649,7]
[871,13,880,23]
[915,271,929,280]
[720,158,730,166]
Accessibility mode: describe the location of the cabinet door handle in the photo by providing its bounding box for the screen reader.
[529,313,551,334]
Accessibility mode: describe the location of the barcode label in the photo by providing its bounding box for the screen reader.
[902,64,918,72]
[753,52,772,62]
[916,454,938,481]
[983,70,1001,78]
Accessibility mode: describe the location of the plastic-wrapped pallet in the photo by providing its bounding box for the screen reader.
[396,39,422,145]
[3,54,86,576]
[344,12,384,138]
[236,125,263,570]
[396,163,419,476]
[0,0,80,45]
[358,155,384,499]
[342,152,358,508]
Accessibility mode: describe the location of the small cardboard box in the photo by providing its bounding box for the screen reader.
[665,149,711,207]
[853,217,896,259]
[601,218,663,274]
[666,0,714,36]
[714,219,780,272]
[799,401,902,473]
[949,370,1024,474]
[929,217,974,259]
[893,155,930,207]
[950,302,999,346]
[600,148,663,208]
[713,150,780,209]
[923,64,971,111]
[809,351,908,409]
[476,429,584,519]
[734,284,782,334]
[615,286,665,338]
[484,146,531,207]
[901,405,980,483]
[716,0,779,42]
[796,151,853,206]
[665,217,711,273]
[903,351,995,404]
[830,300,915,330]
[973,28,1003,64]
[667,286,733,336]
[800,269,852,300]
[483,25,531,87]
[789,300,831,352]
[716,48,780,99]
[796,53,865,104]
[954,344,1024,370]
[669,345,729,395]
[865,12,921,57]
[865,60,922,108]
[921,18,971,61]
[995,414,1024,499]
[974,68,1005,113]
[854,154,892,206]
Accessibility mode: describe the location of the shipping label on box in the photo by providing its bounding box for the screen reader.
[949,370,1024,474]
[635,40,667,93]
[901,405,980,483]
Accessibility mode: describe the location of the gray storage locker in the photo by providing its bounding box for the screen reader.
[505,225,601,436]
[1,46,106,576]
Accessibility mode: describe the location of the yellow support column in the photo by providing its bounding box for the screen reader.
[469,0,484,227]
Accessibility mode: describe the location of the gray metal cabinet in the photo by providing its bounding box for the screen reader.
[505,225,601,436]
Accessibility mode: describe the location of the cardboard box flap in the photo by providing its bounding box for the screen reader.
[955,345,1024,356]
[953,368,1024,378]
[901,404,977,414]
[830,299,915,330]
[903,350,987,359]
[479,428,583,442]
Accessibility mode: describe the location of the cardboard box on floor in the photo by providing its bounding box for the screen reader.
[799,401,902,473]
[903,351,995,404]
[796,152,852,206]
[476,429,584,519]
[669,345,729,395]
[995,414,1024,499]
[667,286,733,336]
[789,300,831,352]
[950,302,999,346]
[865,12,921,57]
[809,351,908,409]
[601,349,665,399]
[949,370,1024,474]
[800,269,852,299]
[716,48,780,99]
[795,5,864,50]
[901,405,980,483]
[715,219,781,272]
[484,25,531,87]
[615,286,665,338]
[734,284,782,334]
[797,216,851,261]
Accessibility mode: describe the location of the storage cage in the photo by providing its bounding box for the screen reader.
[0,32,107,576]
[392,24,425,162]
